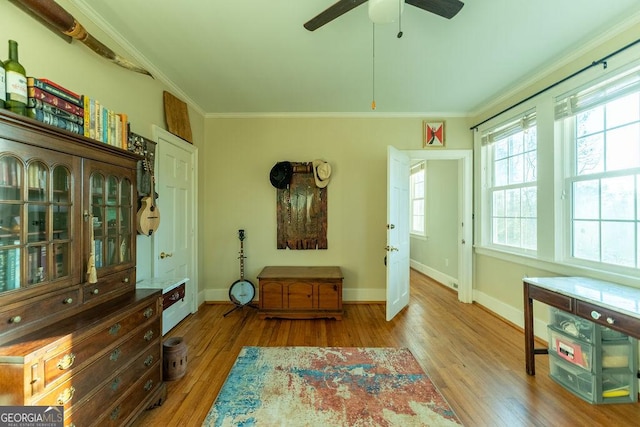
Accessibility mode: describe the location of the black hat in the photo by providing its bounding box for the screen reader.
[269,161,293,189]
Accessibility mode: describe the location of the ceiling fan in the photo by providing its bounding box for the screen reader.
[304,0,465,31]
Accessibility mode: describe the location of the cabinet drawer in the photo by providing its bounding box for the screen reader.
[0,288,80,337]
[549,353,596,403]
[41,302,159,388]
[92,367,162,427]
[548,326,593,371]
[83,269,135,303]
[575,301,640,338]
[528,285,573,311]
[163,282,186,311]
[35,337,160,412]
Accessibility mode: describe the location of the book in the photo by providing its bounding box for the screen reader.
[27,99,84,125]
[28,109,84,135]
[27,77,83,107]
[83,95,90,137]
[27,87,84,116]
[6,247,20,290]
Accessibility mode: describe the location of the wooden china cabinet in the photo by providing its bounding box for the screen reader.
[0,110,165,426]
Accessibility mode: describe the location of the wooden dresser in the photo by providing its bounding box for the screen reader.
[0,110,165,425]
[258,266,343,320]
[0,289,163,426]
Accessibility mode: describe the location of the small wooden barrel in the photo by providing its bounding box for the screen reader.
[163,337,187,381]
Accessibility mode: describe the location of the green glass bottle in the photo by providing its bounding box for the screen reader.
[5,40,27,116]
[0,57,5,109]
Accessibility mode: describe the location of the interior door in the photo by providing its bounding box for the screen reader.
[386,146,410,320]
[153,127,198,317]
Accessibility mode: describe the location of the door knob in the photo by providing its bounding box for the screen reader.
[160,252,173,259]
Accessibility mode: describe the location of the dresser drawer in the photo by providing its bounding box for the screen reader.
[0,288,80,338]
[576,301,640,338]
[41,299,159,388]
[92,367,162,427]
[35,338,160,412]
[163,282,186,311]
[83,269,135,304]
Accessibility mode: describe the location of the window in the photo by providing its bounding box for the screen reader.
[557,64,640,270]
[410,162,426,236]
[482,111,537,251]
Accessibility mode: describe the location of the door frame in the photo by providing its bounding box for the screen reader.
[151,125,199,312]
[404,149,473,303]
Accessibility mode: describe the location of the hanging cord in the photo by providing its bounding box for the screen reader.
[397,0,403,38]
[371,23,376,110]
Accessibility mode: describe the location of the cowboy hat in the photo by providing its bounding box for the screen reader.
[269,161,293,189]
[312,159,331,188]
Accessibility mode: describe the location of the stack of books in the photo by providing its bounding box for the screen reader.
[26,77,130,149]
[27,77,84,135]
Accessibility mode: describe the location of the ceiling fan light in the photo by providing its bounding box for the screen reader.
[368,0,404,24]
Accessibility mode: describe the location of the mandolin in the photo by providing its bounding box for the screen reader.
[136,158,161,236]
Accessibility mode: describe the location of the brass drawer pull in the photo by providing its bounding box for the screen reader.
[57,353,75,370]
[109,323,121,335]
[144,330,154,341]
[9,315,22,324]
[110,405,121,420]
[144,379,154,392]
[110,348,121,362]
[606,317,615,325]
[56,386,75,405]
[122,277,129,283]
[144,355,154,367]
[91,288,99,295]
[143,308,154,319]
[111,376,121,391]
[63,297,73,304]
[591,310,602,320]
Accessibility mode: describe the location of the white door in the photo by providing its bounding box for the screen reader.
[386,146,410,320]
[152,126,198,323]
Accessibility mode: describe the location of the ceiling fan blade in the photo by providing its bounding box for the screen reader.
[304,0,368,31]
[405,0,464,19]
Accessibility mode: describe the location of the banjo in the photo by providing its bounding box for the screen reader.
[224,229,256,316]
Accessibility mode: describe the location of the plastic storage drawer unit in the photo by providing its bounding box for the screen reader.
[549,307,627,343]
[548,327,593,371]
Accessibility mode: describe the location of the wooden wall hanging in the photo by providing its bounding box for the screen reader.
[277,162,327,249]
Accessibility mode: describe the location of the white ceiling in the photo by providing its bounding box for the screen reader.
[71,0,640,116]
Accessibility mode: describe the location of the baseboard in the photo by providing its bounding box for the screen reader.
[410,260,458,291]
[473,289,548,341]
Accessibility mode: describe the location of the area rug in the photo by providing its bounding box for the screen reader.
[203,346,462,426]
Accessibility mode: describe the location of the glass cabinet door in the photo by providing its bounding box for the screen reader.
[0,150,76,295]
[0,155,23,293]
[88,161,135,273]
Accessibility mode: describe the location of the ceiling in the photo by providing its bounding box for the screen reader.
[70,0,640,116]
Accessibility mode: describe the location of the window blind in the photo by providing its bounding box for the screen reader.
[481,110,536,146]
[555,63,640,119]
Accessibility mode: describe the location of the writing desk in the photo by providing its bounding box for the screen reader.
[523,276,640,375]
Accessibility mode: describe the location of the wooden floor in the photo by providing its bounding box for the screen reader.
[133,270,640,426]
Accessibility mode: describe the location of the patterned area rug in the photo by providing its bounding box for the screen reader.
[203,346,462,426]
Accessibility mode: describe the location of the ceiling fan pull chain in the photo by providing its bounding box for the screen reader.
[371,23,376,110]
[398,0,403,38]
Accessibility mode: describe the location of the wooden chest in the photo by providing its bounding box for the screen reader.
[258,266,343,320]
